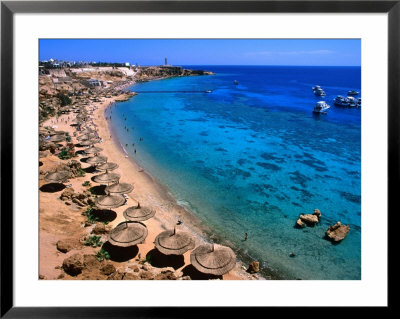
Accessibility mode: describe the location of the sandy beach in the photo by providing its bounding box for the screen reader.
[39,79,261,280]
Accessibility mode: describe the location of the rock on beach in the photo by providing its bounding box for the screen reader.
[62,253,84,276]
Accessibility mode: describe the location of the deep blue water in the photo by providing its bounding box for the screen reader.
[108,66,361,279]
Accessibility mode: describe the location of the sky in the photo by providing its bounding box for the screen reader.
[39,39,361,66]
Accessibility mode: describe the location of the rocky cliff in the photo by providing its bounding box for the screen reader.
[135,66,215,81]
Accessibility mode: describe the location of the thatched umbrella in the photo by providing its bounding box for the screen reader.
[97,162,119,171]
[93,170,120,184]
[39,128,50,136]
[44,170,70,183]
[77,133,97,141]
[84,146,103,154]
[123,202,155,222]
[154,227,195,255]
[86,155,108,165]
[78,139,98,146]
[95,193,125,210]
[190,244,236,276]
[105,181,133,195]
[52,130,68,136]
[48,134,66,143]
[80,129,95,135]
[108,221,148,247]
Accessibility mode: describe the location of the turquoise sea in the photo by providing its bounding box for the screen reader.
[107,65,361,279]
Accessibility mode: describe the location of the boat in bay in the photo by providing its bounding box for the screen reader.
[313,101,330,114]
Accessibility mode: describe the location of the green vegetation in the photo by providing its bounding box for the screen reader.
[58,148,71,160]
[57,93,72,106]
[95,248,110,261]
[40,106,56,121]
[139,254,152,265]
[58,143,76,160]
[83,207,98,224]
[82,181,91,187]
[84,235,103,248]
[77,168,86,177]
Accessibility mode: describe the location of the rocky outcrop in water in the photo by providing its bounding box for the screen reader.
[247,261,260,274]
[325,222,350,242]
[296,208,322,228]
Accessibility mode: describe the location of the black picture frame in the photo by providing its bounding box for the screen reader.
[1,0,395,317]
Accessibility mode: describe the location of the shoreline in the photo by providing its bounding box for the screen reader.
[99,84,260,280]
[105,80,280,280]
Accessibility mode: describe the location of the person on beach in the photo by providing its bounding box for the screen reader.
[244,233,248,241]
[134,149,136,154]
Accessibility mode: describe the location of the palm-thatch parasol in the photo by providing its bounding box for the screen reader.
[48,134,66,143]
[44,170,70,183]
[78,139,99,146]
[108,221,148,247]
[97,162,119,171]
[84,146,103,154]
[77,133,97,141]
[93,170,120,184]
[123,202,155,222]
[154,227,195,255]
[190,244,236,276]
[86,155,108,165]
[39,128,50,136]
[52,130,68,136]
[80,129,95,135]
[95,193,125,210]
[105,181,134,194]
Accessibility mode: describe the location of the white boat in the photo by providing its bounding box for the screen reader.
[312,85,326,96]
[233,80,239,85]
[346,96,358,107]
[347,90,359,96]
[205,90,212,93]
[313,101,330,114]
[334,95,349,107]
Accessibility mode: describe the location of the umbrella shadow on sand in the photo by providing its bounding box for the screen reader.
[39,183,66,193]
[75,143,89,148]
[102,241,139,262]
[89,185,107,195]
[145,249,185,270]
[80,157,89,163]
[90,209,117,222]
[181,264,223,280]
[83,166,97,174]
[74,150,86,156]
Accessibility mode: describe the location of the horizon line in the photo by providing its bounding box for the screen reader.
[39,61,361,67]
